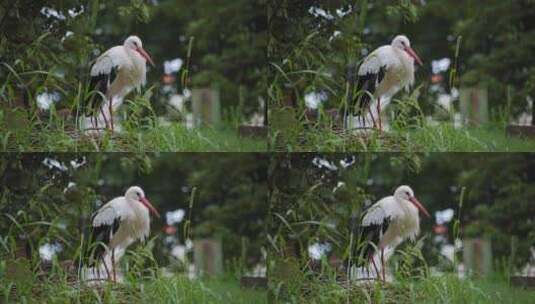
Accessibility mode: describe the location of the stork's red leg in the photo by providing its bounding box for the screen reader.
[377,97,382,132]
[91,114,97,130]
[369,254,380,280]
[112,249,116,282]
[380,248,386,282]
[368,105,377,129]
[101,107,109,130]
[101,255,111,282]
[96,258,101,280]
[108,96,114,132]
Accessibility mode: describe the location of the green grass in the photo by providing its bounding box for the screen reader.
[0,119,265,152]
[1,273,266,303]
[268,262,534,304]
[268,28,535,153]
[402,123,535,152]
[1,62,265,152]
[271,120,535,152]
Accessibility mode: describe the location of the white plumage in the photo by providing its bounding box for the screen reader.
[92,191,150,248]
[359,185,430,281]
[347,35,422,131]
[83,36,154,133]
[84,186,159,283]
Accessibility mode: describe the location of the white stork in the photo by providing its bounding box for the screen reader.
[357,185,430,282]
[346,35,423,131]
[84,35,155,133]
[85,186,160,283]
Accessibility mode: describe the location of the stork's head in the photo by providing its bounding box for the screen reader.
[125,186,160,218]
[391,35,423,66]
[124,35,155,67]
[394,185,430,217]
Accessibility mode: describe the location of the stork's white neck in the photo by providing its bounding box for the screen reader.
[392,47,412,65]
[126,198,147,216]
[394,197,417,215]
[392,197,420,241]
[393,48,415,88]
[124,47,143,62]
[122,47,148,87]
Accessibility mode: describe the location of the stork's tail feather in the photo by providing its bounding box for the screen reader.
[80,248,125,285]
[80,265,123,285]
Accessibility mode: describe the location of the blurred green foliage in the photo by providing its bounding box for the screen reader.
[269,153,535,271]
[0,0,266,119]
[268,0,535,127]
[0,153,268,270]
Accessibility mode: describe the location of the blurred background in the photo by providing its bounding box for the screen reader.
[269,1,535,147]
[269,153,535,282]
[0,0,267,150]
[0,153,267,281]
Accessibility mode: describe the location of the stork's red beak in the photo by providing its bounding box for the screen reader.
[136,47,155,67]
[408,196,430,217]
[404,47,423,66]
[140,197,160,218]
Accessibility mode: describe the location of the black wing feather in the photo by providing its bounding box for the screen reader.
[350,207,391,266]
[358,217,390,260]
[84,66,118,117]
[86,215,121,266]
[346,64,386,117]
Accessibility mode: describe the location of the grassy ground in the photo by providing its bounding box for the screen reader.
[269,270,534,304]
[271,120,535,152]
[0,120,265,152]
[1,273,266,303]
[1,79,265,152]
